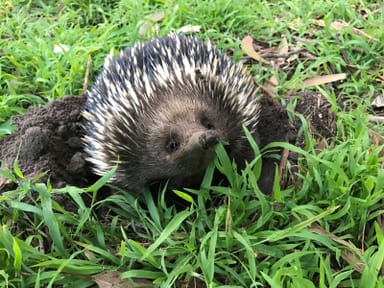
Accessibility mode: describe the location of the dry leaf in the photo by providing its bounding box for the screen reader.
[267,75,279,87]
[279,147,289,183]
[82,55,92,94]
[149,11,166,22]
[368,115,384,124]
[176,25,201,33]
[279,35,289,55]
[241,36,267,64]
[313,19,379,42]
[53,43,69,53]
[310,224,358,251]
[139,11,165,35]
[372,94,384,108]
[301,73,346,88]
[92,271,154,288]
[0,176,10,190]
[257,83,277,98]
[377,73,384,83]
[368,128,384,146]
[263,75,279,98]
[310,224,365,273]
[341,250,365,273]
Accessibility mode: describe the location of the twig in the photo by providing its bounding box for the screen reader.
[82,55,92,95]
[261,48,306,59]
[368,115,384,124]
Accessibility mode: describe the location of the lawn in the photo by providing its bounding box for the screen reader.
[0,0,384,287]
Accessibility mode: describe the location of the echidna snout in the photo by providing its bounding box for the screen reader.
[199,130,219,150]
[183,130,219,153]
[174,129,220,168]
[157,108,223,172]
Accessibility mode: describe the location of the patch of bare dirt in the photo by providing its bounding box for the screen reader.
[0,95,94,190]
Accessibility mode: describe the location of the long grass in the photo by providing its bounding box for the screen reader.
[1,0,383,287]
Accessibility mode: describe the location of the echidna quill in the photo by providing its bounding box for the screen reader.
[82,33,261,193]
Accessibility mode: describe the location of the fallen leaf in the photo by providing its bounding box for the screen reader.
[92,271,154,288]
[368,115,384,124]
[241,36,267,64]
[139,11,165,35]
[279,35,289,55]
[82,55,92,94]
[257,83,277,99]
[176,25,201,33]
[377,73,384,83]
[301,73,346,88]
[310,224,365,273]
[340,250,365,273]
[313,19,379,42]
[279,147,289,184]
[53,43,70,53]
[267,75,279,87]
[372,94,384,108]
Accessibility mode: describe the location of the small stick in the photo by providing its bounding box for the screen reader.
[82,55,92,95]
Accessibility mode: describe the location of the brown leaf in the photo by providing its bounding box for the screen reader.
[369,128,384,146]
[301,73,346,88]
[139,11,166,35]
[377,73,384,83]
[369,115,384,124]
[309,224,356,250]
[92,271,154,288]
[309,224,365,273]
[82,55,92,95]
[0,176,10,190]
[313,19,379,42]
[148,11,166,22]
[176,25,201,33]
[279,147,289,184]
[257,83,277,99]
[372,94,384,108]
[279,35,289,55]
[341,251,365,273]
[267,75,279,87]
[241,36,267,64]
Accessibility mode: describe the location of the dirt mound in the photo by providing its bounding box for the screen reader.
[0,92,334,193]
[0,95,94,190]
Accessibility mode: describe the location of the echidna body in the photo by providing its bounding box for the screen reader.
[83,34,261,193]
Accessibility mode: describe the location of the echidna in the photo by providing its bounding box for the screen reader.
[83,33,261,193]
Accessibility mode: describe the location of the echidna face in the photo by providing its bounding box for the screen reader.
[140,94,227,183]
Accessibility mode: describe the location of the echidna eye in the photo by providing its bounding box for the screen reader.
[206,122,214,129]
[201,116,214,130]
[166,140,180,153]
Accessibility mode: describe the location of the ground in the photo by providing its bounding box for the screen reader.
[0,90,334,194]
[1,1,383,286]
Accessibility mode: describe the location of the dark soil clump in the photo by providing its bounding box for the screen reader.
[0,95,93,190]
[0,92,334,193]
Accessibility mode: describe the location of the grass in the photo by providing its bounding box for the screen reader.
[1,0,384,287]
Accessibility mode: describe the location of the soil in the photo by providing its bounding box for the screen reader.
[0,95,92,190]
[0,91,335,194]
